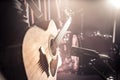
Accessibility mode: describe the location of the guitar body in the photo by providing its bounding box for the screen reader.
[22,20,58,80]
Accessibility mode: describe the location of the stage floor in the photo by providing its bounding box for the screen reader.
[57,72,103,80]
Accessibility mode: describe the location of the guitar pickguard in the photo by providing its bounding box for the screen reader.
[39,47,49,77]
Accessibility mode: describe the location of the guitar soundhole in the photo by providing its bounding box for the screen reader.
[50,56,58,77]
[50,39,57,56]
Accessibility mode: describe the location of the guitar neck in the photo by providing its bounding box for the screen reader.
[54,17,72,45]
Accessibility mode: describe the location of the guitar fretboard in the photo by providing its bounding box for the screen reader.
[54,17,72,45]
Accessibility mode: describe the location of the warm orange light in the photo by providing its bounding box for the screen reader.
[109,0,120,9]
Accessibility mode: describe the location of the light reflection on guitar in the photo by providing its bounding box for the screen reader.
[22,17,72,80]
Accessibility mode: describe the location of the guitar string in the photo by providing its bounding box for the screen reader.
[35,17,72,76]
[44,17,72,54]
[55,17,72,45]
[43,17,72,59]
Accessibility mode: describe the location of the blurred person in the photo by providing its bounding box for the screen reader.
[0,0,29,80]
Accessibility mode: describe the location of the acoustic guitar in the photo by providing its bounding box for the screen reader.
[22,17,72,80]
